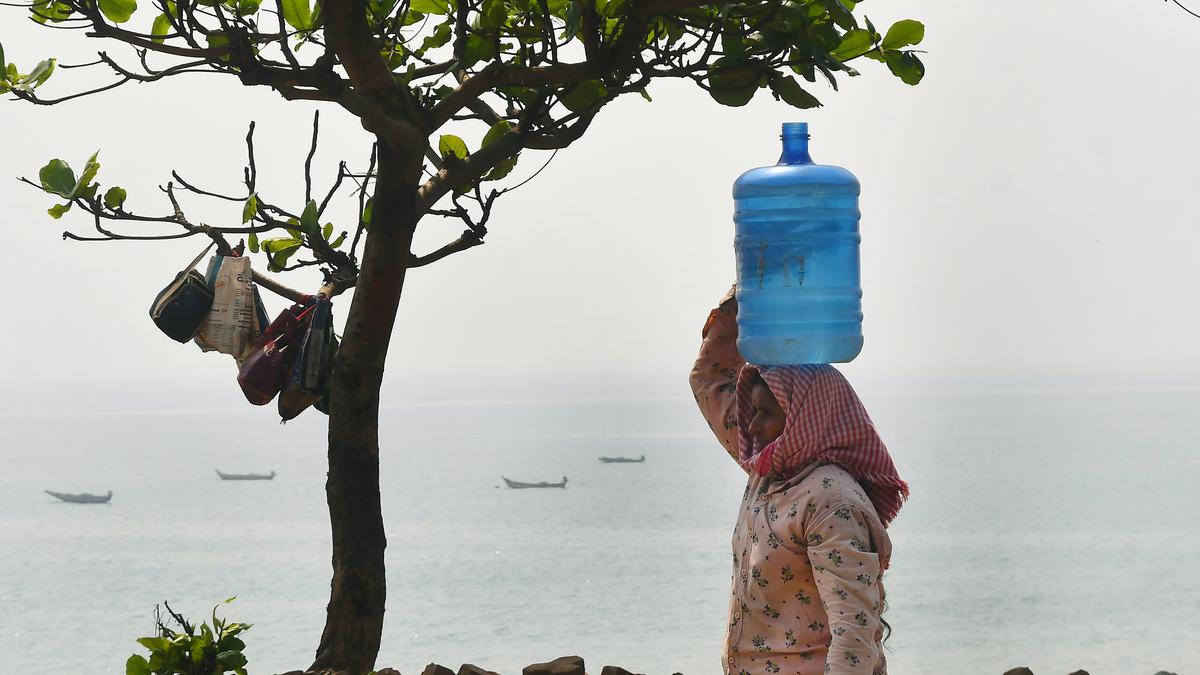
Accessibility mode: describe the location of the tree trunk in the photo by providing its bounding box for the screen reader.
[311,141,423,674]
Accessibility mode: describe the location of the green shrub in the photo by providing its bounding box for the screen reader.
[125,598,251,675]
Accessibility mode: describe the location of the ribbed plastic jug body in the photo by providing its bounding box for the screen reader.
[733,122,863,365]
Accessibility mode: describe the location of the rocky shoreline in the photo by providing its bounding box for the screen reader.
[279,656,658,675]
[1005,669,1179,675]
[283,659,1184,675]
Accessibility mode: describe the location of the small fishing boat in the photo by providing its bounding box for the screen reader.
[44,490,112,504]
[599,455,645,463]
[502,476,568,489]
[215,470,277,481]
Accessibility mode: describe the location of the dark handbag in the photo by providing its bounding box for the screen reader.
[278,297,336,421]
[149,244,215,342]
[236,298,315,406]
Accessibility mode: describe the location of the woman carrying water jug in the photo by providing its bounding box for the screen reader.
[690,288,908,675]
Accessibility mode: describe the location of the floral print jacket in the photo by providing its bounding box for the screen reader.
[690,290,892,675]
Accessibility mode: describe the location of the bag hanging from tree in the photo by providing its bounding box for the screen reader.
[236,298,316,405]
[148,243,216,343]
[278,297,337,421]
[193,255,262,359]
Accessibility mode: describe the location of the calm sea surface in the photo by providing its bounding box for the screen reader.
[2,388,1198,675]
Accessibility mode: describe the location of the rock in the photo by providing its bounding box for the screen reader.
[459,665,502,675]
[523,656,585,675]
[1003,669,1035,675]
[599,667,644,675]
[422,665,455,675]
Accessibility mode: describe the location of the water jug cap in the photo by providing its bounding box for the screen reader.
[781,122,810,139]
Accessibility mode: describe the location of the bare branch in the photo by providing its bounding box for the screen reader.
[11,78,130,105]
[1172,0,1200,18]
[172,171,248,202]
[305,110,320,204]
[407,229,484,268]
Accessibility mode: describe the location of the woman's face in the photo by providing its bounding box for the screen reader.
[748,380,785,448]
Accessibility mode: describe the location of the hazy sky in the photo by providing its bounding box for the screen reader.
[2,0,1199,413]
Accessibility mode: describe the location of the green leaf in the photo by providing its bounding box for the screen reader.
[329,231,347,248]
[885,50,924,85]
[216,650,248,668]
[483,154,517,181]
[418,21,452,55]
[831,28,874,61]
[481,120,511,148]
[247,230,259,253]
[39,159,76,198]
[242,194,257,223]
[135,637,171,652]
[361,197,373,230]
[25,58,56,89]
[151,13,173,42]
[47,202,72,219]
[103,186,127,210]
[461,35,495,68]
[235,0,261,15]
[881,19,924,50]
[563,0,582,38]
[125,654,151,675]
[280,0,312,29]
[31,0,74,22]
[596,0,625,19]
[437,134,468,159]
[0,42,7,79]
[707,57,762,107]
[75,151,100,196]
[817,0,856,30]
[559,79,607,113]
[299,199,319,235]
[322,222,333,240]
[769,76,821,109]
[410,0,449,14]
[720,20,745,59]
[479,0,506,29]
[262,237,302,272]
[98,0,137,23]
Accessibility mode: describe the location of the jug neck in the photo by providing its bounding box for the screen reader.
[779,122,813,165]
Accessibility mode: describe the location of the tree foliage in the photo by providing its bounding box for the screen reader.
[4,0,923,282]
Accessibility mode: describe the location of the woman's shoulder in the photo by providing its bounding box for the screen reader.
[794,464,874,512]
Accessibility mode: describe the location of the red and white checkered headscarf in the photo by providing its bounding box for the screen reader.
[736,364,909,526]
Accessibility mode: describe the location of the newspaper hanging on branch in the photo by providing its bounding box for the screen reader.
[194,255,261,359]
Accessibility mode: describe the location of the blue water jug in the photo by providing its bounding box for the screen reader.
[733,122,863,365]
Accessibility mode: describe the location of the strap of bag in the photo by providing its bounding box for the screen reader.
[181,241,216,275]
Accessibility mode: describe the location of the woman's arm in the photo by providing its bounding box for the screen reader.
[806,502,885,674]
[688,286,746,463]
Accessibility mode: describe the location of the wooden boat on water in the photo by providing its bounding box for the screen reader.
[45,490,112,504]
[502,476,568,489]
[215,470,276,481]
[599,455,645,463]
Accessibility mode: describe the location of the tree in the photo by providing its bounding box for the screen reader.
[1,0,924,671]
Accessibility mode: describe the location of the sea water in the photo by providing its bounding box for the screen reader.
[1,387,1198,674]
